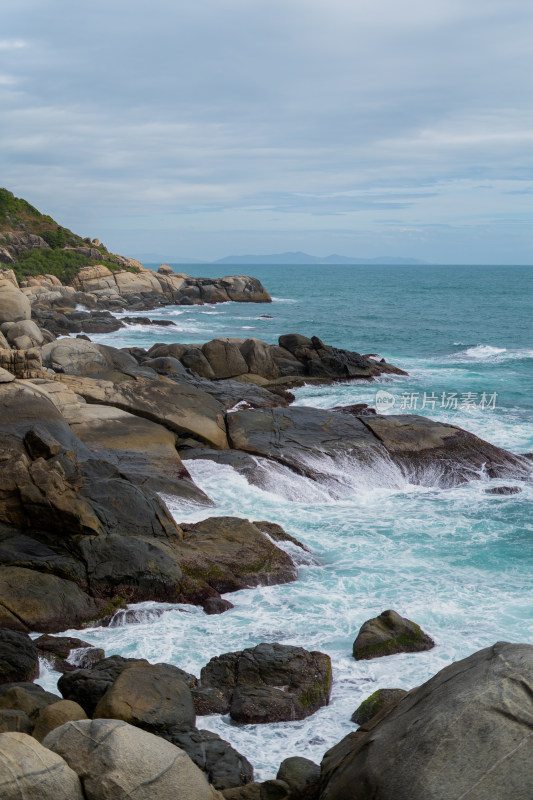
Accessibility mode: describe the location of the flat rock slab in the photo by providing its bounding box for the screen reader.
[320,642,533,800]
[59,374,229,449]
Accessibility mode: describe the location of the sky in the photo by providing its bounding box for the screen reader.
[1,0,532,264]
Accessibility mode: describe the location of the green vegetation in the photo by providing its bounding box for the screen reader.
[10,248,131,284]
[0,188,139,283]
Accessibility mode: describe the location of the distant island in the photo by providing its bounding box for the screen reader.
[213,252,427,265]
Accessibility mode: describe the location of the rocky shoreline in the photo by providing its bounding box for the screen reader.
[0,263,532,799]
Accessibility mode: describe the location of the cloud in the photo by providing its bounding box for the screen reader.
[0,0,532,262]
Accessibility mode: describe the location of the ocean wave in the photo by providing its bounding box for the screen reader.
[453,344,533,362]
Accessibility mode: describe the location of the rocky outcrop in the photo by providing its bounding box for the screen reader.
[319,642,533,800]
[69,264,271,310]
[43,719,223,799]
[34,634,105,673]
[193,643,332,723]
[352,610,435,660]
[225,407,530,489]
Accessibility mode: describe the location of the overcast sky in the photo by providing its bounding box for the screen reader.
[1,0,532,263]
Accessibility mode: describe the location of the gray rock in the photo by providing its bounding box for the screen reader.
[0,708,32,733]
[43,718,221,799]
[352,610,434,660]
[0,683,61,719]
[162,725,254,790]
[319,642,533,800]
[203,339,249,380]
[0,732,84,799]
[58,655,149,716]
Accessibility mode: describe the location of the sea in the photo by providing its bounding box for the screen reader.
[37,264,533,779]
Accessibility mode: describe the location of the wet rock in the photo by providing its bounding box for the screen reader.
[485,485,522,495]
[58,655,150,716]
[34,634,105,674]
[177,517,298,595]
[319,642,533,800]
[162,725,254,790]
[94,662,196,732]
[352,610,434,660]
[43,718,222,800]
[350,688,408,725]
[0,732,84,800]
[0,629,39,683]
[194,643,332,723]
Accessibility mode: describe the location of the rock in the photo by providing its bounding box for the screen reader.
[350,688,408,725]
[352,610,434,660]
[67,402,210,502]
[43,718,222,799]
[159,264,174,274]
[34,634,105,673]
[0,684,61,720]
[23,426,62,459]
[239,339,280,380]
[203,339,249,380]
[182,347,217,378]
[193,643,332,723]
[0,366,15,382]
[0,567,101,632]
[5,319,44,346]
[94,662,196,732]
[0,708,32,733]
[175,372,286,411]
[59,374,229,449]
[276,757,321,799]
[222,785,262,799]
[32,698,87,741]
[319,642,533,800]
[40,337,110,374]
[0,347,45,378]
[176,517,298,595]
[0,278,31,324]
[58,655,150,715]
[485,485,522,495]
[162,725,254,790]
[0,732,84,799]
[0,629,39,683]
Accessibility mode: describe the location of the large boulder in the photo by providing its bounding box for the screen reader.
[0,683,61,720]
[0,277,31,324]
[239,339,280,381]
[277,757,321,800]
[58,655,149,716]
[32,698,87,741]
[319,642,533,800]
[352,610,435,660]
[0,732,84,799]
[202,340,249,380]
[193,643,332,723]
[94,662,196,731]
[0,629,39,683]
[43,718,222,799]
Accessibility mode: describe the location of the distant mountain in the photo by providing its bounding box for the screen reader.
[135,254,209,265]
[213,252,427,265]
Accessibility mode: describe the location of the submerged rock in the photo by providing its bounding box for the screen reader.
[320,642,533,800]
[352,610,434,660]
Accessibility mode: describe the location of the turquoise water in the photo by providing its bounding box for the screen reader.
[40,265,533,778]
